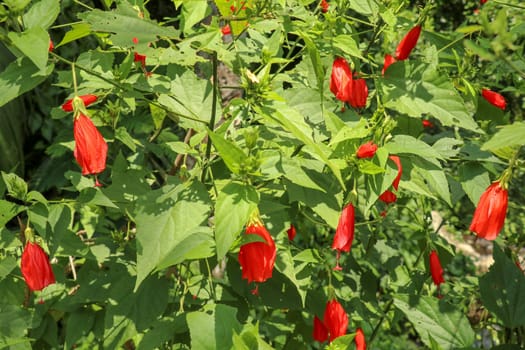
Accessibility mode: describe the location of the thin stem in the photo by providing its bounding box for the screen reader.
[369,299,394,344]
[201,52,219,183]
[205,258,216,301]
[72,63,78,96]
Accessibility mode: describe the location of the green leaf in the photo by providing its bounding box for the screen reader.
[115,126,140,152]
[135,180,211,289]
[1,172,27,201]
[385,135,444,165]
[0,304,31,339]
[481,122,525,151]
[0,200,24,228]
[78,3,179,50]
[0,256,17,280]
[0,57,53,107]
[279,157,326,192]
[23,0,60,30]
[382,62,481,133]
[8,27,50,72]
[181,0,210,34]
[187,304,242,350]
[215,182,259,259]
[296,31,324,92]
[333,34,364,59]
[274,245,309,307]
[257,102,345,190]
[157,70,219,130]
[394,294,475,349]
[207,130,249,175]
[458,162,490,205]
[400,158,451,206]
[479,244,525,327]
[349,0,379,16]
[57,23,92,47]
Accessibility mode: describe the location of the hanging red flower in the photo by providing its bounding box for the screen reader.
[348,77,368,108]
[238,221,276,285]
[73,113,108,176]
[287,224,297,240]
[313,300,348,343]
[330,57,353,103]
[429,250,445,286]
[355,328,366,350]
[379,155,402,204]
[332,203,355,270]
[481,89,506,110]
[320,0,329,13]
[48,40,54,52]
[469,181,508,240]
[395,25,422,60]
[21,242,56,291]
[356,141,378,159]
[382,54,397,75]
[61,94,98,112]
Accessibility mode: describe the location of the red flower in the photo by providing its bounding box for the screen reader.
[481,0,488,4]
[238,222,276,284]
[395,25,422,60]
[323,299,349,342]
[422,119,434,128]
[313,315,328,342]
[48,40,54,52]
[134,52,147,66]
[132,37,139,44]
[348,77,368,108]
[469,181,508,240]
[356,141,378,159]
[332,204,355,270]
[382,54,397,75]
[379,155,402,203]
[355,328,366,350]
[429,250,445,286]
[481,89,506,110]
[221,24,232,36]
[61,94,98,112]
[320,0,329,13]
[73,113,108,176]
[21,242,56,291]
[313,300,348,343]
[287,224,296,240]
[330,57,353,103]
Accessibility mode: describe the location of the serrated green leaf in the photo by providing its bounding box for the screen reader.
[0,200,24,228]
[187,304,241,350]
[215,182,259,259]
[479,244,525,327]
[23,0,60,30]
[458,162,490,205]
[57,23,92,47]
[0,57,53,107]
[394,294,475,349]
[8,27,49,72]
[382,62,481,133]
[207,130,249,175]
[481,122,525,151]
[135,180,211,289]
[1,172,27,201]
[333,34,364,59]
[181,0,210,34]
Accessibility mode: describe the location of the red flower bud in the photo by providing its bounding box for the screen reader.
[422,119,434,128]
[221,24,232,36]
[395,25,422,60]
[21,242,56,291]
[379,155,402,203]
[74,113,108,176]
[134,52,147,66]
[332,204,355,253]
[469,181,508,240]
[429,250,445,286]
[287,224,296,240]
[355,328,366,350]
[49,40,54,52]
[481,88,506,110]
[382,54,397,75]
[238,222,276,284]
[61,94,98,112]
[356,141,378,159]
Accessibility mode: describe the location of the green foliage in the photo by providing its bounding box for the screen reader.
[0,0,524,348]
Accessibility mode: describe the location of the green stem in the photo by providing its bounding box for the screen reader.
[369,299,394,344]
[202,52,219,183]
